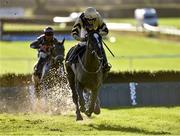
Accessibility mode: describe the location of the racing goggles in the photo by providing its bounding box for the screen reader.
[85,18,96,21]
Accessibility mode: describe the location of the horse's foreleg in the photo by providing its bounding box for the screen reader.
[86,90,98,117]
[94,96,101,115]
[76,82,85,113]
[32,74,41,99]
[72,88,83,121]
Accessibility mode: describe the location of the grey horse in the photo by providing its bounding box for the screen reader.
[65,30,105,120]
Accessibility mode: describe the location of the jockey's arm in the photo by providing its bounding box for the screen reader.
[30,35,45,49]
[30,40,41,49]
[71,18,85,42]
[97,16,109,37]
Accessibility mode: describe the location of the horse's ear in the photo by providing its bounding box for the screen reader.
[61,38,65,45]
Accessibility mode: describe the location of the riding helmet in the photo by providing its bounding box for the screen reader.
[44,26,54,36]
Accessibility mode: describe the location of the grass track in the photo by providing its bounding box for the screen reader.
[0,107,180,135]
[107,17,180,29]
[1,32,180,74]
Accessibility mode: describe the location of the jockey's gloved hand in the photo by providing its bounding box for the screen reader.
[39,44,53,52]
[81,37,87,42]
[38,44,42,49]
[81,34,88,42]
[99,31,106,37]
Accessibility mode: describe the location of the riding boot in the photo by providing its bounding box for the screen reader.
[66,44,81,66]
[34,57,46,79]
[102,48,111,72]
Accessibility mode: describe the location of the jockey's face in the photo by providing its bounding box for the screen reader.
[85,18,96,25]
[45,32,53,41]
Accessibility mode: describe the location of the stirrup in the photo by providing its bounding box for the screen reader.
[103,63,112,72]
[107,63,112,68]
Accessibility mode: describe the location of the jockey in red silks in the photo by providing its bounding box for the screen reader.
[30,27,64,79]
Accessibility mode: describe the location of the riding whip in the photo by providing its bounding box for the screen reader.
[102,40,115,57]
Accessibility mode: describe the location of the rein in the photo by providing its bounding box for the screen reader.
[91,50,103,61]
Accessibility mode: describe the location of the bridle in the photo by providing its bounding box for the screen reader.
[78,31,103,74]
[87,32,103,61]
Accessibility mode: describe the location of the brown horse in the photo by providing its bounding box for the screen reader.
[32,39,65,99]
[66,30,104,120]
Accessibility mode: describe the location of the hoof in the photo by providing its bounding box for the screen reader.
[94,104,101,115]
[76,115,83,121]
[94,108,100,115]
[85,110,92,117]
[76,111,83,121]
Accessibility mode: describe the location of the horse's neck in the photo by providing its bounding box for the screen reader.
[83,47,99,71]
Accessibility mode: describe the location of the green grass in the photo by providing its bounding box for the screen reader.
[0,107,180,135]
[107,17,180,28]
[0,40,72,74]
[158,17,180,28]
[0,41,36,74]
[107,32,180,71]
[1,32,180,74]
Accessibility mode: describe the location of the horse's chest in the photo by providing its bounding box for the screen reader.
[71,58,103,90]
[77,72,102,89]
